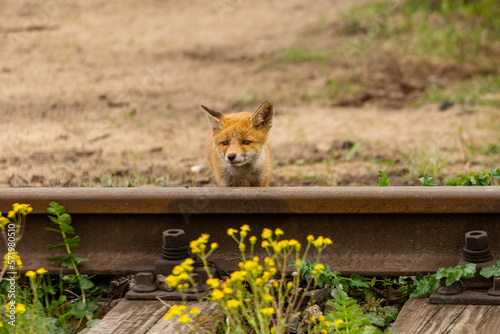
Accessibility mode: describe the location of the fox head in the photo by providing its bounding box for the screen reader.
[201,101,274,167]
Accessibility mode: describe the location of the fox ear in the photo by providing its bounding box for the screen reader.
[200,105,223,132]
[249,101,273,131]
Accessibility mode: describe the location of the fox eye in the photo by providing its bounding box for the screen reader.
[221,141,229,146]
[242,140,251,145]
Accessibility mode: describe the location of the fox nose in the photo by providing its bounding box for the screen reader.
[227,154,236,161]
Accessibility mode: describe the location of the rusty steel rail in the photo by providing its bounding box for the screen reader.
[1,187,499,276]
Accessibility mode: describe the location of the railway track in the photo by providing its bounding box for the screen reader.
[1,187,499,276]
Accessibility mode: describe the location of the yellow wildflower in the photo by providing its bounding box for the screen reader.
[319,315,325,322]
[249,236,257,244]
[25,271,36,278]
[323,321,331,328]
[239,243,246,251]
[256,278,264,285]
[261,228,273,239]
[264,257,275,267]
[313,236,324,248]
[178,314,190,323]
[15,303,26,314]
[275,228,284,236]
[0,217,9,226]
[164,305,187,320]
[324,238,333,245]
[189,307,200,314]
[210,242,218,250]
[3,253,22,268]
[321,330,327,334]
[240,224,251,232]
[261,240,270,248]
[263,294,273,302]
[227,228,238,236]
[230,270,246,281]
[313,263,325,273]
[260,307,275,316]
[307,235,315,242]
[227,299,242,309]
[223,287,233,295]
[334,319,344,327]
[7,211,15,219]
[12,203,32,215]
[211,289,225,301]
[206,278,220,289]
[36,268,48,275]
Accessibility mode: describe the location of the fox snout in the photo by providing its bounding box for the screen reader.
[223,152,246,166]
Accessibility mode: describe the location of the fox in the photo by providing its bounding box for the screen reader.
[201,101,274,187]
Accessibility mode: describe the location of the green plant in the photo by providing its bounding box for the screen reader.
[445,168,500,186]
[376,171,390,186]
[0,204,32,281]
[46,202,99,329]
[322,289,385,334]
[480,259,500,278]
[410,263,476,298]
[164,226,356,333]
[365,305,398,328]
[418,173,438,186]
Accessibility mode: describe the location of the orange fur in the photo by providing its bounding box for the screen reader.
[201,101,274,187]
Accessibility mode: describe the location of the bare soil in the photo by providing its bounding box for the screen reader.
[1,0,498,188]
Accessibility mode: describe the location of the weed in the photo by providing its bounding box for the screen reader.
[376,170,390,186]
[480,259,500,278]
[445,168,500,186]
[418,173,438,186]
[410,263,476,298]
[46,202,99,329]
[163,226,390,333]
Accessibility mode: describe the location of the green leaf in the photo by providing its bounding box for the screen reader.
[350,274,369,288]
[48,202,66,216]
[72,254,90,265]
[444,179,459,186]
[366,312,386,327]
[410,274,439,298]
[47,255,74,269]
[77,275,94,289]
[45,227,62,233]
[376,171,390,186]
[46,241,69,250]
[63,274,79,284]
[480,260,500,278]
[71,301,88,319]
[64,236,81,248]
[418,173,438,186]
[490,168,500,179]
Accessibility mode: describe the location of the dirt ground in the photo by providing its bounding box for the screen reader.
[1,0,499,188]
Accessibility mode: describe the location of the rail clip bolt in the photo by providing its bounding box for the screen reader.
[163,229,186,248]
[161,229,189,261]
[488,277,500,296]
[132,272,157,293]
[462,230,493,263]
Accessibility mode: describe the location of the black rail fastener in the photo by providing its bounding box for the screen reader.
[126,229,216,300]
[430,230,500,305]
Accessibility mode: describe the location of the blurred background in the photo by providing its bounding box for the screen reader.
[0,0,499,187]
